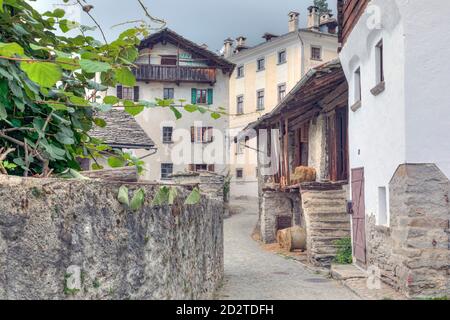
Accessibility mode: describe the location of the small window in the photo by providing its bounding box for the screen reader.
[161,163,174,180]
[311,46,322,61]
[236,168,244,179]
[278,83,286,102]
[161,55,177,66]
[278,50,287,64]
[237,65,245,78]
[162,127,173,144]
[378,187,388,226]
[236,140,245,155]
[354,67,361,102]
[376,40,384,83]
[256,90,265,111]
[196,89,208,104]
[257,58,265,71]
[163,88,174,100]
[122,87,134,100]
[237,95,244,115]
[191,127,213,143]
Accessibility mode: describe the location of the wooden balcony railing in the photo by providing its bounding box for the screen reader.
[338,0,370,45]
[133,64,217,84]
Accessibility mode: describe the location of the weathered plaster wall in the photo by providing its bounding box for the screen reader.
[0,176,224,300]
[308,115,328,181]
[366,164,450,298]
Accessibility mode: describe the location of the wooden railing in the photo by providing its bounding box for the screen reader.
[338,0,370,45]
[133,64,217,84]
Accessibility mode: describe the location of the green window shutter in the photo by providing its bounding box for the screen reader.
[207,88,213,105]
[191,88,197,104]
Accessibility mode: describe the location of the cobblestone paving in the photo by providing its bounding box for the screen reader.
[216,200,359,300]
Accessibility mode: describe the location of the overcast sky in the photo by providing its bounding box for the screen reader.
[31,0,337,53]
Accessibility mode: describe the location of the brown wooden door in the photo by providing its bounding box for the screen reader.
[351,168,366,266]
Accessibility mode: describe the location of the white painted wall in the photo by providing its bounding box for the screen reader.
[339,0,450,225]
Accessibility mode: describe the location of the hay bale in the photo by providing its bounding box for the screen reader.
[291,166,317,184]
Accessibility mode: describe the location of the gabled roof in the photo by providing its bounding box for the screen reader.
[139,28,235,72]
[238,59,346,140]
[90,109,155,150]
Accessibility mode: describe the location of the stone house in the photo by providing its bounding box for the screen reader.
[238,60,351,267]
[225,6,340,200]
[105,28,235,182]
[338,0,450,297]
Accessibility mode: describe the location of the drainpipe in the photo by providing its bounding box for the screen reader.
[297,31,306,77]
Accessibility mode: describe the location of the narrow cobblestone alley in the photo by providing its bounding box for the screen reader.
[216,200,359,300]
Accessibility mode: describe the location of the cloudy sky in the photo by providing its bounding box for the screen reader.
[31,0,337,53]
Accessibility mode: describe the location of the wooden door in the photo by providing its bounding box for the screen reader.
[351,168,366,266]
[336,107,349,181]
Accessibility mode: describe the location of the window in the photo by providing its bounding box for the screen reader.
[311,46,322,61]
[237,95,244,114]
[378,187,388,226]
[256,90,265,111]
[163,88,174,100]
[257,58,265,71]
[278,50,287,64]
[236,168,244,179]
[237,65,244,78]
[191,127,213,143]
[236,140,245,155]
[117,85,139,102]
[354,67,361,102]
[278,83,286,102]
[196,89,208,104]
[162,127,173,144]
[190,164,215,172]
[375,40,384,83]
[161,163,173,180]
[161,55,177,66]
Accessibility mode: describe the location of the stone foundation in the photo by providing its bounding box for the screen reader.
[260,191,302,244]
[366,164,450,298]
[0,175,224,300]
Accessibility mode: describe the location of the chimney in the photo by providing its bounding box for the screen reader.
[200,43,208,50]
[288,11,300,33]
[307,6,320,30]
[235,36,248,53]
[223,38,234,58]
[262,32,279,42]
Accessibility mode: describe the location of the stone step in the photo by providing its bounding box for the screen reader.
[309,222,350,229]
[302,201,347,210]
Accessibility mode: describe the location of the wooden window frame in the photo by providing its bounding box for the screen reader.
[236,65,245,78]
[278,83,287,102]
[163,88,175,100]
[162,126,173,144]
[256,89,265,111]
[236,95,244,115]
[278,49,287,64]
[191,126,214,144]
[196,89,208,105]
[122,86,134,100]
[311,46,322,61]
[257,58,265,71]
[236,168,244,179]
[160,55,177,66]
[161,163,174,180]
[354,67,362,103]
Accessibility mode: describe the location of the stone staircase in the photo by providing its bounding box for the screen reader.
[301,188,351,267]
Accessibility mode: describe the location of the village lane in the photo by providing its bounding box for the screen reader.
[216,200,359,300]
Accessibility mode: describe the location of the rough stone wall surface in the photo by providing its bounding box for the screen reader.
[367,164,450,298]
[0,176,224,300]
[301,188,351,267]
[260,191,301,244]
[308,115,328,181]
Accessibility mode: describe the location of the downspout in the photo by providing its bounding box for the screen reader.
[297,31,305,77]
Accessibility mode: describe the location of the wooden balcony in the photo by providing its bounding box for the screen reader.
[133,64,217,84]
[338,0,370,45]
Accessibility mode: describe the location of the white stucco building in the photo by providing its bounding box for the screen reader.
[225,7,340,199]
[338,0,450,297]
[105,29,234,182]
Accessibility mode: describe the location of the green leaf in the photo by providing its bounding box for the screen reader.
[69,95,90,106]
[103,96,119,105]
[184,104,198,113]
[56,57,79,71]
[108,156,125,168]
[93,118,107,128]
[0,0,3,13]
[211,112,221,120]
[115,67,136,86]
[21,62,62,88]
[152,186,169,206]
[168,187,178,205]
[0,102,6,120]
[0,42,24,57]
[118,186,130,206]
[130,188,145,211]
[124,103,144,116]
[53,8,65,18]
[170,106,182,120]
[79,59,111,73]
[184,188,201,205]
[92,163,104,170]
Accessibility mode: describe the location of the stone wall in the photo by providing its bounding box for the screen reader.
[260,191,302,243]
[0,175,224,300]
[308,115,328,181]
[366,164,450,298]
